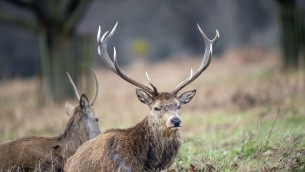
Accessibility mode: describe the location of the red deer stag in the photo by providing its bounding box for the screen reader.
[65,22,219,172]
[0,71,100,172]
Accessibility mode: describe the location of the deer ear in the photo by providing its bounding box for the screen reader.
[80,93,90,110]
[136,89,153,105]
[178,89,196,105]
[65,102,74,116]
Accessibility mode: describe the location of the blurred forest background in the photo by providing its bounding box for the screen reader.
[0,0,304,103]
[1,0,305,171]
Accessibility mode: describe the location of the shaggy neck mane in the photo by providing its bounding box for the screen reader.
[108,116,182,171]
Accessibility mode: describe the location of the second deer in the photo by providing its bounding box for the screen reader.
[65,22,219,172]
[0,71,100,172]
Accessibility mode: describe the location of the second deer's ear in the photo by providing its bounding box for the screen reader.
[136,89,153,105]
[80,94,90,110]
[65,102,74,116]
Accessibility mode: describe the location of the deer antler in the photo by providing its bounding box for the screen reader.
[171,24,219,95]
[66,70,99,105]
[66,72,80,100]
[97,22,158,96]
[90,69,99,106]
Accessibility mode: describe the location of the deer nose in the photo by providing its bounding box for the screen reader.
[171,117,181,127]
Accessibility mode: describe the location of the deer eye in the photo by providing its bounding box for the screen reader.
[177,105,181,109]
[154,107,161,112]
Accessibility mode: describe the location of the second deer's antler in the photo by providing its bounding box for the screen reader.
[66,70,99,105]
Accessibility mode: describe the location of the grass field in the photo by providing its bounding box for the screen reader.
[0,48,305,171]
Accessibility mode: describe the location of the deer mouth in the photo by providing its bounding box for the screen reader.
[169,125,182,130]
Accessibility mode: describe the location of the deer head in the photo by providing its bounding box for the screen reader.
[97,22,219,133]
[66,70,101,139]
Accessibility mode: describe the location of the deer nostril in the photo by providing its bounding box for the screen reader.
[170,117,181,127]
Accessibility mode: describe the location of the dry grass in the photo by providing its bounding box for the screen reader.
[1,48,305,171]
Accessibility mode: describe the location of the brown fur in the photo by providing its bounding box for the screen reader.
[0,94,100,172]
[65,91,196,171]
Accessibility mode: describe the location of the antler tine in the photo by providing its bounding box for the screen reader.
[97,22,155,95]
[90,69,99,106]
[145,71,150,81]
[171,24,220,95]
[66,72,80,100]
[97,23,117,73]
[146,71,159,95]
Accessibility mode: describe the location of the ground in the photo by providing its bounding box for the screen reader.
[0,48,304,171]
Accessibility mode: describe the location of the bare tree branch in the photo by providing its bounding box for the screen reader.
[59,0,72,18]
[1,0,35,9]
[31,2,51,30]
[62,0,93,34]
[0,12,38,32]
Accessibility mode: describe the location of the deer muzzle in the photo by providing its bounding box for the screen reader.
[167,113,182,129]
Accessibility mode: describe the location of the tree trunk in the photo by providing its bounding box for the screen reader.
[74,35,94,100]
[276,0,305,68]
[39,31,93,103]
[0,0,95,104]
